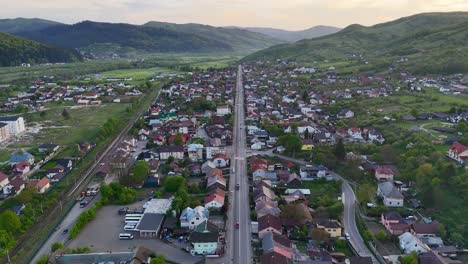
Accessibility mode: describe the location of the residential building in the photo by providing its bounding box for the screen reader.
[3,177,25,195]
[377,182,404,207]
[399,232,430,254]
[316,219,342,238]
[0,172,9,189]
[33,177,50,193]
[375,166,394,181]
[190,231,219,255]
[381,212,409,235]
[411,221,440,237]
[204,193,225,210]
[0,116,26,135]
[159,145,184,160]
[0,122,10,142]
[258,214,282,239]
[180,206,209,230]
[216,105,231,116]
[447,143,468,164]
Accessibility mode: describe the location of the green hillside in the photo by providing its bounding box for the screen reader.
[144,22,282,51]
[16,21,281,55]
[244,12,468,74]
[0,18,62,33]
[0,32,82,66]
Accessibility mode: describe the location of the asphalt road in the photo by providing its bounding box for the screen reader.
[224,65,252,264]
[251,150,379,263]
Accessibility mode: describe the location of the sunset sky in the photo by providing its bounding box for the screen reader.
[1,0,468,30]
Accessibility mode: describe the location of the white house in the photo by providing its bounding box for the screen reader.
[180,206,209,230]
[447,143,468,165]
[190,231,219,255]
[337,109,354,119]
[0,116,26,135]
[159,145,184,160]
[377,182,404,207]
[216,105,231,116]
[251,142,265,150]
[206,146,226,160]
[204,193,224,210]
[188,144,204,162]
[399,232,430,254]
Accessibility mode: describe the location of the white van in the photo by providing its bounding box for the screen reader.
[119,233,134,240]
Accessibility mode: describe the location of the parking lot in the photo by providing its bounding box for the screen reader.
[68,202,202,264]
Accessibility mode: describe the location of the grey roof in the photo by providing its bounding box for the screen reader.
[378,182,404,199]
[0,116,21,121]
[136,213,165,231]
[190,231,219,243]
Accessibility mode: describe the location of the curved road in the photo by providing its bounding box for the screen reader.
[250,150,379,263]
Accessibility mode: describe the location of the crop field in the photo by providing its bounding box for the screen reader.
[98,67,176,80]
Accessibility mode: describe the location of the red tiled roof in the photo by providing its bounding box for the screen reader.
[258,214,282,232]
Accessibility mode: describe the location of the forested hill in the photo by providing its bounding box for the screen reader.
[244,12,468,74]
[0,32,82,67]
[15,21,281,54]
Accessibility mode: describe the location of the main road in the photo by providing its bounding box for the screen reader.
[225,65,252,264]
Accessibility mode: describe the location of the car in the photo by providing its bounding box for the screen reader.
[235,222,240,229]
[345,233,350,240]
[62,229,69,234]
[236,183,240,190]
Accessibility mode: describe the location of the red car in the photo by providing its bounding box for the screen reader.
[235,222,240,229]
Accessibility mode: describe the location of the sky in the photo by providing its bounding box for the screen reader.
[1,0,468,30]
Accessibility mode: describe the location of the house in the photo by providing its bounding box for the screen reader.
[0,116,26,135]
[261,252,289,264]
[348,127,363,140]
[281,173,302,187]
[9,152,34,165]
[346,257,373,264]
[299,165,329,180]
[258,214,283,239]
[375,166,394,181]
[13,161,31,176]
[190,231,219,255]
[411,221,440,237]
[204,193,225,210]
[337,109,354,119]
[159,145,184,160]
[316,219,342,238]
[3,177,25,195]
[377,182,404,207]
[381,212,409,235]
[0,123,10,142]
[216,105,231,116]
[206,175,226,191]
[284,189,311,196]
[211,153,229,168]
[0,172,9,189]
[399,232,430,254]
[38,143,59,153]
[301,139,314,151]
[262,232,294,260]
[138,128,150,141]
[447,143,468,164]
[201,161,217,174]
[188,144,204,162]
[256,200,281,218]
[254,185,276,202]
[32,177,50,193]
[180,206,209,230]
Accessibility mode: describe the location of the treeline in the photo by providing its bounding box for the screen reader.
[0,32,82,67]
[97,118,123,141]
[70,202,101,239]
[100,182,136,205]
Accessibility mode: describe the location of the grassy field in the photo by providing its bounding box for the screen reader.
[23,103,131,147]
[98,67,176,80]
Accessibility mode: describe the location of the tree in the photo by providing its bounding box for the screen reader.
[400,252,418,264]
[311,228,329,242]
[333,139,346,160]
[173,133,184,145]
[51,242,64,252]
[150,254,166,264]
[375,230,388,241]
[356,183,375,204]
[61,109,70,120]
[0,230,15,258]
[131,160,149,184]
[164,175,186,193]
[0,210,22,233]
[36,255,49,264]
[380,144,398,164]
[278,134,302,157]
[39,111,47,118]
